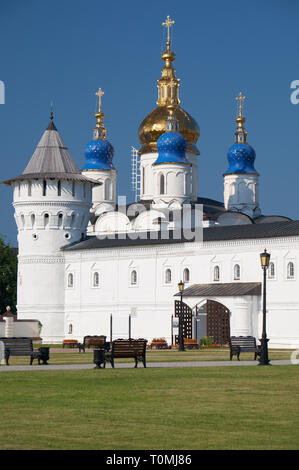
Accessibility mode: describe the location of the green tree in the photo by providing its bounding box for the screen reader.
[0,236,17,315]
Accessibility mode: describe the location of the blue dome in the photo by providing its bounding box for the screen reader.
[153,131,189,165]
[224,143,257,174]
[82,139,115,171]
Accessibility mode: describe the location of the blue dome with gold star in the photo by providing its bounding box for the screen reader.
[82,139,115,171]
[153,131,189,165]
[224,142,257,174]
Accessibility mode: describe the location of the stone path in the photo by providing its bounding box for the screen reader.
[0,359,294,372]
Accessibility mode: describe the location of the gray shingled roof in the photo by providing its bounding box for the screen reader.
[63,220,299,251]
[2,117,100,186]
[174,282,261,297]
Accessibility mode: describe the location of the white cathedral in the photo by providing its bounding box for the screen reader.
[3,18,299,348]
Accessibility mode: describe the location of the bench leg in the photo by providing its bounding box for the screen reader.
[110,357,114,368]
[134,357,138,368]
[143,356,146,368]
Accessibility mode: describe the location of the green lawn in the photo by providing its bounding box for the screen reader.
[0,365,299,450]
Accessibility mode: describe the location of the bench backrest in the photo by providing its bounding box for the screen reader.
[84,335,106,347]
[0,337,33,354]
[112,339,147,357]
[229,336,257,349]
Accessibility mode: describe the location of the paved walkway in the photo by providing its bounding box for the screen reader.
[0,359,294,372]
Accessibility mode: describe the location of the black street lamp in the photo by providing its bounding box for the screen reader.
[259,249,271,366]
[178,280,185,351]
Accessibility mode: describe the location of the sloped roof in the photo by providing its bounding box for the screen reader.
[174,282,261,297]
[2,116,100,185]
[63,220,299,251]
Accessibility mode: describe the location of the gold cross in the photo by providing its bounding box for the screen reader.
[236,92,245,116]
[162,15,175,44]
[95,88,104,113]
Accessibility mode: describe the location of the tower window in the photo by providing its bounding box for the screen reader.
[214,265,220,282]
[68,324,73,334]
[43,180,47,196]
[28,181,32,197]
[234,264,240,280]
[131,270,137,285]
[160,174,165,195]
[165,268,172,284]
[105,179,112,200]
[287,261,295,279]
[57,180,61,196]
[72,182,75,197]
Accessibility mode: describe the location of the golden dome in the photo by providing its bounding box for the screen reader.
[138,106,200,155]
[138,16,200,155]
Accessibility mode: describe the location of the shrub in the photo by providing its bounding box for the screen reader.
[200,336,214,346]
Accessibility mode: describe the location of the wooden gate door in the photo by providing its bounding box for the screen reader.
[174,300,192,344]
[206,300,230,345]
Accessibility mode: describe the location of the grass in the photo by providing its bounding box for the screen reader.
[0,365,299,450]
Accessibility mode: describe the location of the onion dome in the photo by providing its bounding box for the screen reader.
[138,16,200,155]
[153,107,190,165]
[224,92,258,175]
[82,88,115,172]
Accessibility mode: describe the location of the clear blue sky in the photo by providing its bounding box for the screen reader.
[1,0,299,246]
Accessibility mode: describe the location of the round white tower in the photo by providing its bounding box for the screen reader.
[223,93,261,219]
[3,113,96,343]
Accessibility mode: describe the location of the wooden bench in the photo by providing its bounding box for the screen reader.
[0,337,42,365]
[105,338,147,368]
[229,336,261,361]
[62,339,79,349]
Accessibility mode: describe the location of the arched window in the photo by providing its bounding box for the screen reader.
[214,265,220,281]
[160,174,165,195]
[58,213,63,228]
[183,268,190,283]
[28,181,32,197]
[68,324,73,334]
[72,182,75,197]
[20,214,25,229]
[57,180,61,196]
[287,261,295,279]
[165,268,172,284]
[268,262,275,279]
[42,180,47,196]
[67,273,74,288]
[131,270,137,285]
[44,213,49,228]
[234,264,240,280]
[104,179,112,200]
[30,214,35,229]
[93,272,100,287]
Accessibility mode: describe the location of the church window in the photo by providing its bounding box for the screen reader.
[57,180,61,196]
[287,261,295,279]
[93,272,100,287]
[131,270,137,285]
[160,174,165,195]
[83,183,86,198]
[68,324,73,334]
[67,273,74,288]
[31,214,35,229]
[234,264,240,280]
[44,213,49,228]
[58,213,63,228]
[28,181,32,196]
[268,262,275,279]
[183,268,190,283]
[165,268,172,284]
[105,179,112,200]
[214,265,220,282]
[72,182,76,197]
[42,180,47,196]
[20,214,25,228]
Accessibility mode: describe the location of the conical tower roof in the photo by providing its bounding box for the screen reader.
[2,114,99,185]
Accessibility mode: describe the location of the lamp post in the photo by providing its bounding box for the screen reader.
[259,249,271,366]
[178,280,185,351]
